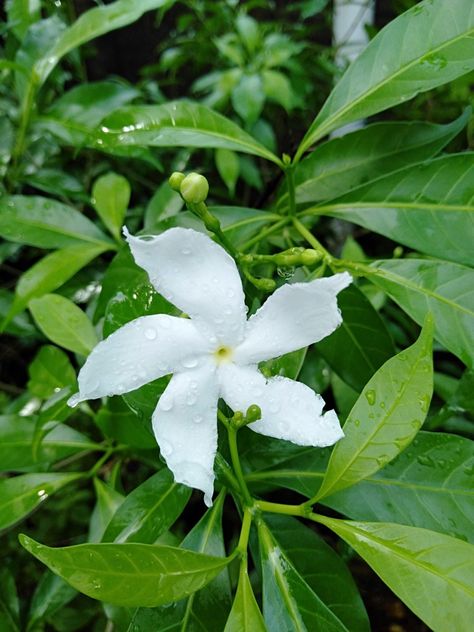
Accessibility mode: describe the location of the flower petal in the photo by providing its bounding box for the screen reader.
[152,362,219,506]
[124,227,247,346]
[219,363,344,447]
[69,315,210,406]
[234,273,351,364]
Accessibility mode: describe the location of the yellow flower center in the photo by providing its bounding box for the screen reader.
[213,345,233,364]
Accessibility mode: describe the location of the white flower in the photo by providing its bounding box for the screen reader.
[69,227,351,506]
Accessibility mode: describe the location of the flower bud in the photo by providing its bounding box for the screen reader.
[169,171,185,191]
[180,172,209,204]
[300,249,322,266]
[245,404,261,424]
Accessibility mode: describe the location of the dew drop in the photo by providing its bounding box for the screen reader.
[181,357,198,369]
[365,389,376,406]
[186,393,197,406]
[160,440,173,456]
[193,414,203,424]
[145,327,157,340]
[160,396,174,412]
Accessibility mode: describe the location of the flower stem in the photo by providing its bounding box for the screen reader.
[292,216,332,263]
[240,217,291,252]
[284,164,297,216]
[254,499,309,517]
[237,507,253,555]
[227,424,253,507]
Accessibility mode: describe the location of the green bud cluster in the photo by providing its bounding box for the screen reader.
[169,171,209,204]
[273,247,322,267]
[231,404,262,428]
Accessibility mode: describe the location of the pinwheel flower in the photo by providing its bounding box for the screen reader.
[69,227,351,505]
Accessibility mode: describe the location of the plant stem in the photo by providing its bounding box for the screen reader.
[237,507,253,554]
[254,499,309,517]
[240,217,291,252]
[292,216,332,262]
[214,453,241,495]
[228,424,253,507]
[8,76,38,187]
[284,164,296,216]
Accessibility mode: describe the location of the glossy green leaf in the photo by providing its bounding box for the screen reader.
[29,294,98,356]
[224,567,266,632]
[88,479,125,544]
[316,516,474,632]
[281,111,470,207]
[369,259,474,367]
[261,348,307,381]
[216,148,240,195]
[265,516,369,632]
[247,431,474,544]
[26,572,76,632]
[46,81,139,128]
[92,172,131,241]
[312,154,474,266]
[296,0,474,156]
[0,416,97,472]
[144,181,183,228]
[27,345,76,399]
[0,473,81,532]
[95,101,282,165]
[102,469,191,544]
[316,317,433,500]
[258,519,350,631]
[7,243,107,323]
[0,196,112,249]
[95,398,156,449]
[33,0,171,86]
[19,536,233,608]
[129,492,231,631]
[0,567,20,632]
[316,285,395,391]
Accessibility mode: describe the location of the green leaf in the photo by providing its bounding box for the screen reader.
[7,243,107,322]
[247,431,474,544]
[27,345,76,399]
[282,111,470,207]
[95,101,282,165]
[95,398,156,449]
[32,0,172,86]
[224,567,266,632]
[0,567,20,632]
[296,0,474,156]
[236,13,260,55]
[29,294,98,356]
[19,536,233,608]
[231,74,265,125]
[316,516,474,632]
[88,479,125,544]
[102,469,191,544]
[369,259,474,367]
[0,416,97,472]
[129,492,231,630]
[0,473,81,532]
[216,148,240,195]
[258,519,350,631]
[316,285,395,391]
[26,572,76,632]
[262,70,294,111]
[316,317,433,500]
[144,181,183,228]
[6,0,40,40]
[313,154,474,266]
[92,172,131,241]
[261,348,307,381]
[0,196,113,249]
[265,515,369,632]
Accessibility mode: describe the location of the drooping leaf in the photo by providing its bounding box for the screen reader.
[296,0,474,156]
[0,196,113,249]
[265,515,370,632]
[102,469,191,544]
[224,566,266,632]
[94,101,282,165]
[19,536,233,608]
[316,285,395,391]
[316,516,474,632]
[312,154,474,266]
[280,111,470,207]
[258,519,350,631]
[369,259,474,368]
[91,172,131,241]
[316,317,433,500]
[0,473,82,532]
[30,294,98,356]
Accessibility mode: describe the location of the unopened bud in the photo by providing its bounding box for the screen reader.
[245,404,261,424]
[180,172,209,204]
[169,171,185,191]
[254,277,276,293]
[300,249,322,266]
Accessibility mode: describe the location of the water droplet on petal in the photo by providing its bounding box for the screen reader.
[181,357,198,369]
[193,415,203,424]
[160,440,173,456]
[159,396,174,411]
[186,393,197,406]
[145,327,157,340]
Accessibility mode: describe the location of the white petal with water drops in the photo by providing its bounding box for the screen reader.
[218,363,344,447]
[152,362,219,507]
